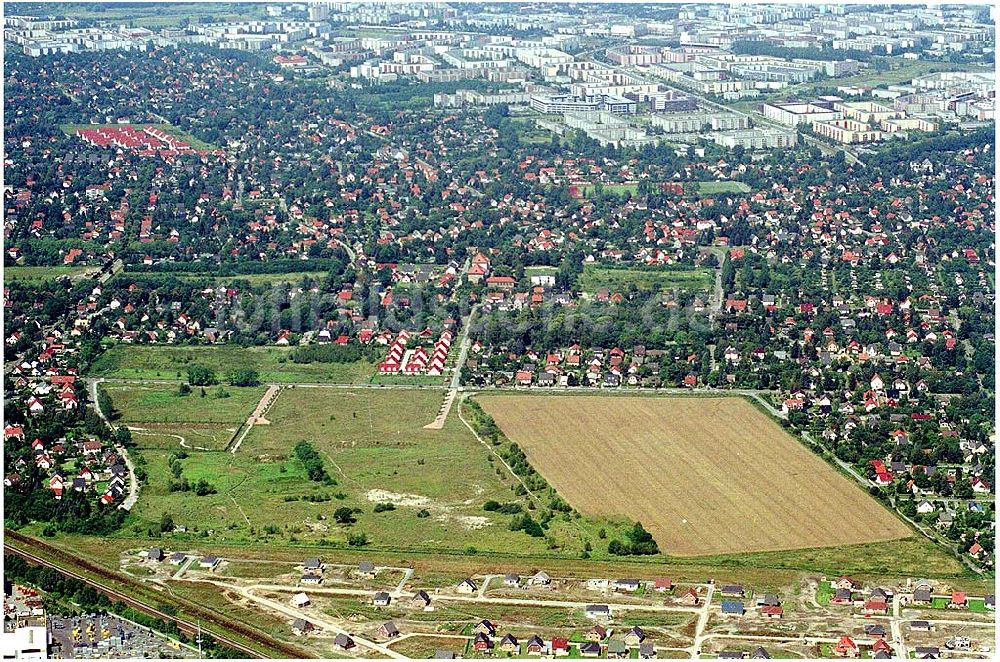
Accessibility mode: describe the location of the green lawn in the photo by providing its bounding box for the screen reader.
[103,384,265,425]
[815,581,835,606]
[4,265,97,283]
[512,120,555,145]
[577,264,714,293]
[60,122,218,151]
[572,183,641,197]
[388,635,467,659]
[88,345,375,384]
[368,373,449,386]
[929,596,987,612]
[102,383,265,450]
[693,181,751,194]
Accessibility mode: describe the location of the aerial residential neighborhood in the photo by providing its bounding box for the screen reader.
[2,1,996,659]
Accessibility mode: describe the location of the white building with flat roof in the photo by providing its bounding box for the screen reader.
[813,118,883,144]
[0,626,48,659]
[762,101,843,126]
[714,128,798,149]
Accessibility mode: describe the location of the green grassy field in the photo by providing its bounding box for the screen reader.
[577,264,714,293]
[4,265,97,283]
[60,122,217,151]
[102,383,264,450]
[572,182,641,197]
[685,537,966,579]
[46,2,267,28]
[929,596,988,612]
[525,266,558,275]
[388,635,468,659]
[118,388,637,555]
[512,118,556,145]
[368,373,449,386]
[693,181,752,194]
[104,384,265,424]
[88,345,375,384]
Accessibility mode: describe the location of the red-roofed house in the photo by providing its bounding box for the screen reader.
[834,635,858,657]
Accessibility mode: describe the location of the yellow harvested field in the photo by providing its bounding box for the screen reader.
[478,395,913,556]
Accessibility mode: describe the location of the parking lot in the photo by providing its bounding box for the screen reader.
[47,613,199,659]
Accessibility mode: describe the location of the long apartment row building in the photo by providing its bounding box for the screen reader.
[434,85,551,108]
[562,111,655,148]
[530,93,637,115]
[650,111,750,133]
[713,127,798,149]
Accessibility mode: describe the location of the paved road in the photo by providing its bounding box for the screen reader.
[449,303,477,391]
[332,236,357,264]
[88,378,139,510]
[392,568,413,597]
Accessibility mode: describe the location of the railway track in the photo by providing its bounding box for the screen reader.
[4,530,309,659]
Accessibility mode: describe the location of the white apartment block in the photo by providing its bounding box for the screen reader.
[813,118,883,144]
[714,128,798,149]
[762,101,843,126]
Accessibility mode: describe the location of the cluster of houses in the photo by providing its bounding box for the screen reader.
[74,124,226,161]
[872,456,991,497]
[466,344,669,389]
[20,376,79,415]
[7,333,85,416]
[376,327,454,376]
[4,425,125,507]
[150,551,999,660]
[143,548,220,571]
[467,620,657,659]
[480,273,577,313]
[712,584,785,620]
[826,575,995,617]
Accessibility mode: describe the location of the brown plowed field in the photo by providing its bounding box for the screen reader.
[478,395,913,556]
